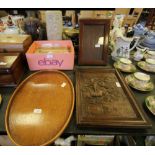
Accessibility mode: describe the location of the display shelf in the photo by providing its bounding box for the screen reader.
[1,58,155,136]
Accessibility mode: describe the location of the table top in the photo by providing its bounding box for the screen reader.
[1,59,155,135]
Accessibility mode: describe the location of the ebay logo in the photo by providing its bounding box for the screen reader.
[38,58,64,67]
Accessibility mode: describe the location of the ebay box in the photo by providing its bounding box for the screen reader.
[26,40,74,71]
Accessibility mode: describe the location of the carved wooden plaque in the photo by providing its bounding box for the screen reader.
[76,68,151,128]
[78,19,110,65]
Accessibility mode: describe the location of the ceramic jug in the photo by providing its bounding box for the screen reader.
[111,35,140,61]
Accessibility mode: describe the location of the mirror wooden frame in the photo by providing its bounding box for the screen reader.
[78,19,110,65]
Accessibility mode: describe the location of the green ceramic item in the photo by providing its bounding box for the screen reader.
[137,61,155,73]
[114,61,136,73]
[125,74,154,91]
[145,96,155,115]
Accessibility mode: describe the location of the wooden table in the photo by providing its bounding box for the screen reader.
[1,59,155,136]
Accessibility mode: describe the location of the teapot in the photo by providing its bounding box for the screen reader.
[133,23,148,37]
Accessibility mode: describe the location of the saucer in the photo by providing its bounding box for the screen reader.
[137,61,155,73]
[147,50,155,56]
[144,53,155,59]
[114,61,136,73]
[145,96,155,115]
[144,50,155,59]
[125,74,154,91]
[146,58,155,65]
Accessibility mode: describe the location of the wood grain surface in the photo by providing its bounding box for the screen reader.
[5,70,74,145]
[0,53,24,86]
[76,67,151,128]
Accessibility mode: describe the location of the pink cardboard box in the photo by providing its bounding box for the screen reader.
[26,40,74,71]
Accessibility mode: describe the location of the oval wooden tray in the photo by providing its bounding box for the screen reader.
[5,70,74,146]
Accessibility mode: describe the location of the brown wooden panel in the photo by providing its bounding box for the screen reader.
[76,67,151,128]
[79,19,110,65]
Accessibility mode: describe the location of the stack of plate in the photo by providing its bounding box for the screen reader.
[125,72,154,91]
[137,59,155,73]
[138,37,155,51]
[145,96,155,115]
[114,58,136,73]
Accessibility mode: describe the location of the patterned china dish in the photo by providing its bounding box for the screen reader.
[138,31,155,50]
[137,59,155,73]
[145,96,155,115]
[125,72,154,91]
[114,58,136,73]
[144,50,155,59]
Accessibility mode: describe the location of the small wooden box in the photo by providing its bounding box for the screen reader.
[78,19,110,65]
[0,53,24,87]
[0,34,32,53]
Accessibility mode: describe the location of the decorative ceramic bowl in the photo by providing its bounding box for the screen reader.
[145,96,155,115]
[125,72,154,91]
[114,58,136,73]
